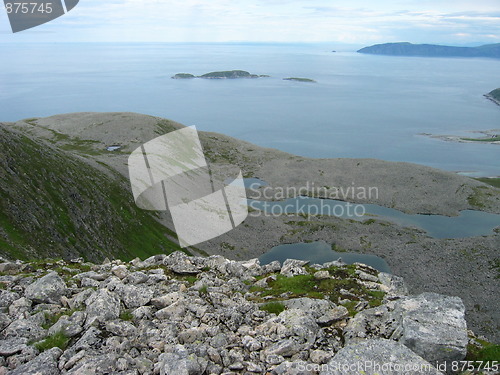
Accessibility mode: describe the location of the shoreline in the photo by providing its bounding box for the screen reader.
[5,112,500,343]
[484,93,500,106]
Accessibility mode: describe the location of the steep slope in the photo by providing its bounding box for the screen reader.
[0,124,183,262]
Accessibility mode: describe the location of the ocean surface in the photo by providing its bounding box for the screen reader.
[1,43,499,176]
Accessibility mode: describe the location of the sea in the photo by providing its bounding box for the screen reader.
[1,42,499,176]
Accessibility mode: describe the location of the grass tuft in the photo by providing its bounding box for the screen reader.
[34,331,69,351]
[260,301,286,315]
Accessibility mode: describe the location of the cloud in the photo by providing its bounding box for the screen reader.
[0,0,499,44]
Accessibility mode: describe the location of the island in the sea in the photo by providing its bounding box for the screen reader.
[485,88,500,106]
[171,70,269,79]
[283,77,316,83]
[357,42,500,58]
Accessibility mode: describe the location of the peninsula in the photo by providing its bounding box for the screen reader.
[485,88,500,106]
[358,42,500,58]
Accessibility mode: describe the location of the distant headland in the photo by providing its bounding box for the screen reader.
[171,70,269,79]
[485,88,500,106]
[357,42,500,58]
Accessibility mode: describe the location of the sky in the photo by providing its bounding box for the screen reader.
[1,0,499,45]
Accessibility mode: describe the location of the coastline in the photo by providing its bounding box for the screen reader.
[4,112,500,343]
[484,93,500,107]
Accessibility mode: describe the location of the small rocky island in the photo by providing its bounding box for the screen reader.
[283,77,316,83]
[485,88,500,106]
[172,70,269,79]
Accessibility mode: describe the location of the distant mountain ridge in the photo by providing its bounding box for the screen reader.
[358,42,500,58]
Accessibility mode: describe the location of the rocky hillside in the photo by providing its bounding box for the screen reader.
[1,252,497,375]
[0,124,183,262]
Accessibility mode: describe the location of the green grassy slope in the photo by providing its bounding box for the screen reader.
[0,124,184,262]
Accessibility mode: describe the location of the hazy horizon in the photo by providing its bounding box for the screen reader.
[1,0,499,45]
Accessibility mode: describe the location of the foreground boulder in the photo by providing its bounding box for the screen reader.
[320,339,442,375]
[396,292,468,364]
[24,272,67,304]
[343,292,468,366]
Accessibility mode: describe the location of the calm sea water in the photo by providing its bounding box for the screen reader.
[1,43,498,175]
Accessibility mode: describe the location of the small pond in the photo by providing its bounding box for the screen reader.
[259,240,391,273]
[248,195,500,239]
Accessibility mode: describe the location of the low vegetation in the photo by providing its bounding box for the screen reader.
[466,336,500,369]
[34,331,69,352]
[249,264,385,316]
[475,177,500,189]
[259,301,286,315]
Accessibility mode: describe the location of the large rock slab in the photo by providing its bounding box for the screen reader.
[320,339,442,375]
[396,292,468,364]
[25,272,67,304]
[343,292,468,365]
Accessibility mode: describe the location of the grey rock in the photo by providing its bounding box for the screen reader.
[65,353,119,374]
[272,360,314,375]
[62,349,86,370]
[343,303,400,343]
[309,349,332,364]
[262,260,281,274]
[0,337,27,356]
[0,313,12,331]
[378,272,409,299]
[69,288,94,310]
[115,284,154,308]
[73,271,108,281]
[85,289,120,327]
[155,301,186,321]
[264,339,301,357]
[355,269,379,282]
[163,252,201,275]
[320,338,442,375]
[313,271,330,280]
[25,272,67,304]
[79,277,100,288]
[396,292,468,364]
[3,317,46,341]
[280,259,309,277]
[0,290,19,308]
[105,320,137,337]
[317,306,349,325]
[125,271,149,284]
[8,347,62,375]
[8,297,31,317]
[47,310,85,337]
[282,298,335,319]
[111,265,129,279]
